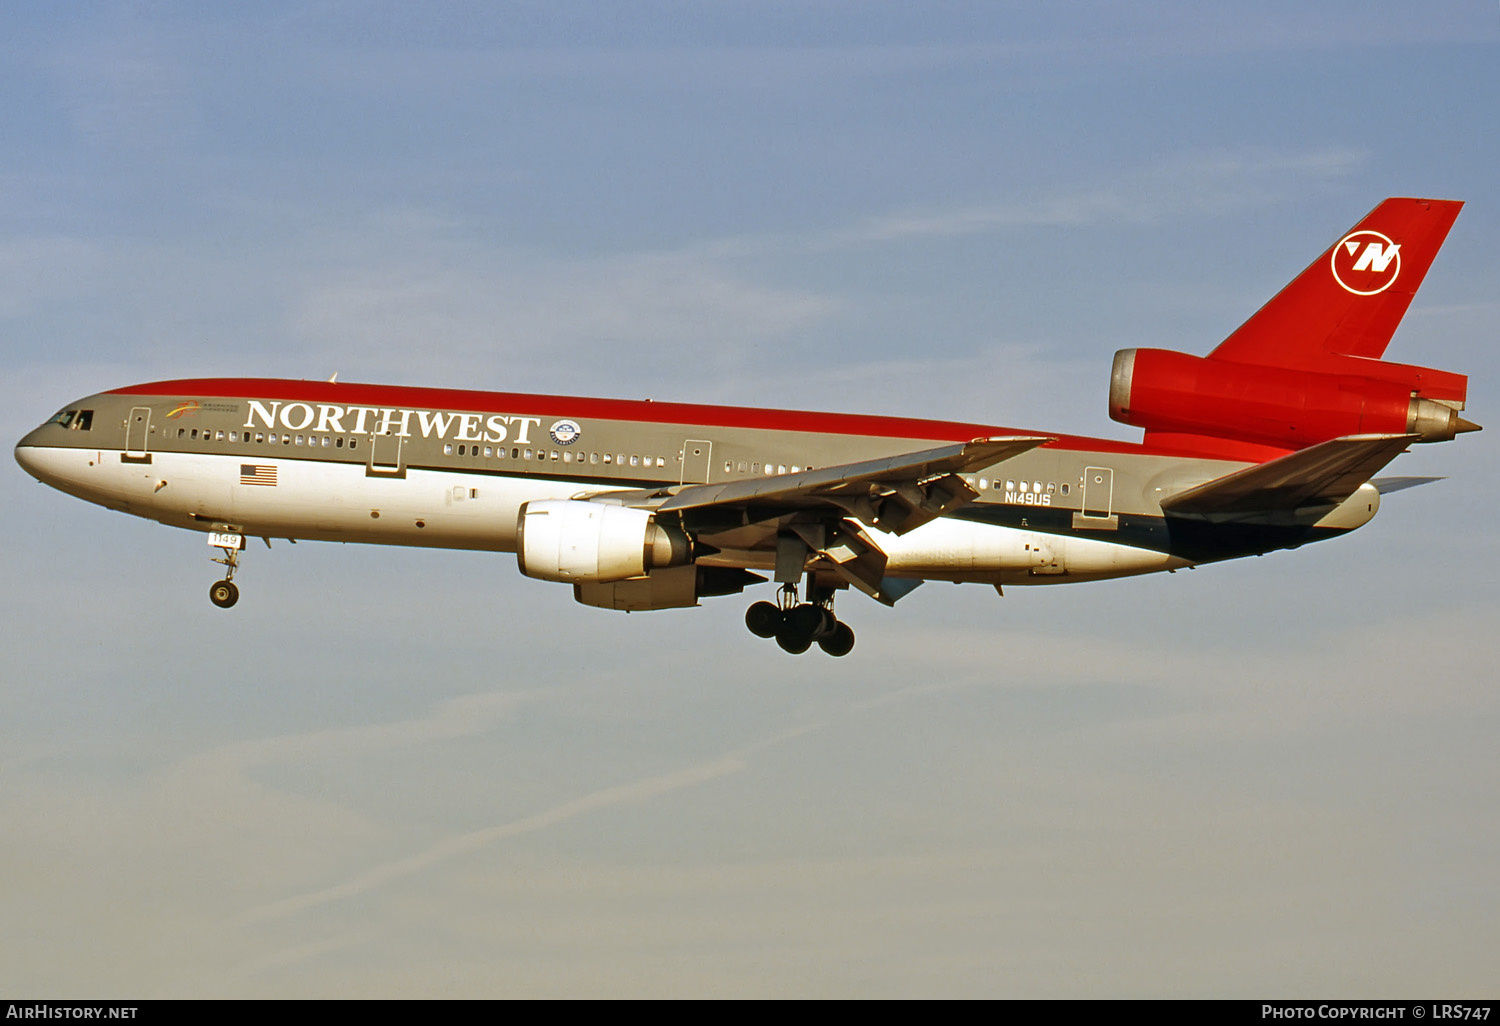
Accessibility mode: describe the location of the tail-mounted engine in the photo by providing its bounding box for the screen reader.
[1107,198,1480,455]
[1109,348,1475,452]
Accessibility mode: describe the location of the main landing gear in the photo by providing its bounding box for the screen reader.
[745,584,856,657]
[208,537,242,609]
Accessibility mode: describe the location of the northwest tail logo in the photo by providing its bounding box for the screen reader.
[1331,230,1401,295]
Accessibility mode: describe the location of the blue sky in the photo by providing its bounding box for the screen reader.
[2,1,1497,997]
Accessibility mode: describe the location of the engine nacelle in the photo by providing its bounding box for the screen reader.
[1109,348,1469,450]
[574,566,765,611]
[516,500,691,583]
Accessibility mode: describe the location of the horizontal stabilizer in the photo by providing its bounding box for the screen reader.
[1161,434,1418,516]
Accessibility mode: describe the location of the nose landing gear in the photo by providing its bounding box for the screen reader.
[744,583,856,656]
[208,532,244,609]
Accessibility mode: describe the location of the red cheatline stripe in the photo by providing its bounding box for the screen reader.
[105,377,1156,456]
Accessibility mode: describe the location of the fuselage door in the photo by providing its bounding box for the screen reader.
[681,439,712,484]
[1082,466,1114,518]
[368,430,405,477]
[124,406,152,459]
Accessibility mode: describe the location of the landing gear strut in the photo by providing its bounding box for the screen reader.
[209,537,243,609]
[744,582,856,656]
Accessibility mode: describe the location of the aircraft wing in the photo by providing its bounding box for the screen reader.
[582,436,1050,533]
[573,436,1051,605]
[1160,433,1418,518]
[654,435,1052,530]
[1371,476,1444,495]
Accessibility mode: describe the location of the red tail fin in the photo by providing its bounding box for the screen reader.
[1209,197,1462,368]
[1112,198,1474,458]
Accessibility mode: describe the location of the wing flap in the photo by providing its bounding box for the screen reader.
[1161,433,1418,517]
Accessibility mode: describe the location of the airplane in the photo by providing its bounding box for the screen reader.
[14,197,1479,656]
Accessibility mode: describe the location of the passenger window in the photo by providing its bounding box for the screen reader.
[177,428,185,439]
[257,432,266,443]
[282,435,291,445]
[603,454,612,464]
[295,435,305,446]
[524,449,533,460]
[630,455,639,467]
[349,438,358,450]
[445,444,454,455]
[191,429,199,440]
[484,446,493,457]
[336,437,344,448]
[216,430,225,441]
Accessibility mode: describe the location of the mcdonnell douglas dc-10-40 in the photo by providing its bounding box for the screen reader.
[15,198,1480,655]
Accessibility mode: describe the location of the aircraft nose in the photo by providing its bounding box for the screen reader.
[14,438,69,489]
[14,442,42,480]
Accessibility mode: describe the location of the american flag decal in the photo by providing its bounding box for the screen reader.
[240,464,277,486]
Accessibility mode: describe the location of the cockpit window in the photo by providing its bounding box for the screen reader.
[47,409,94,430]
